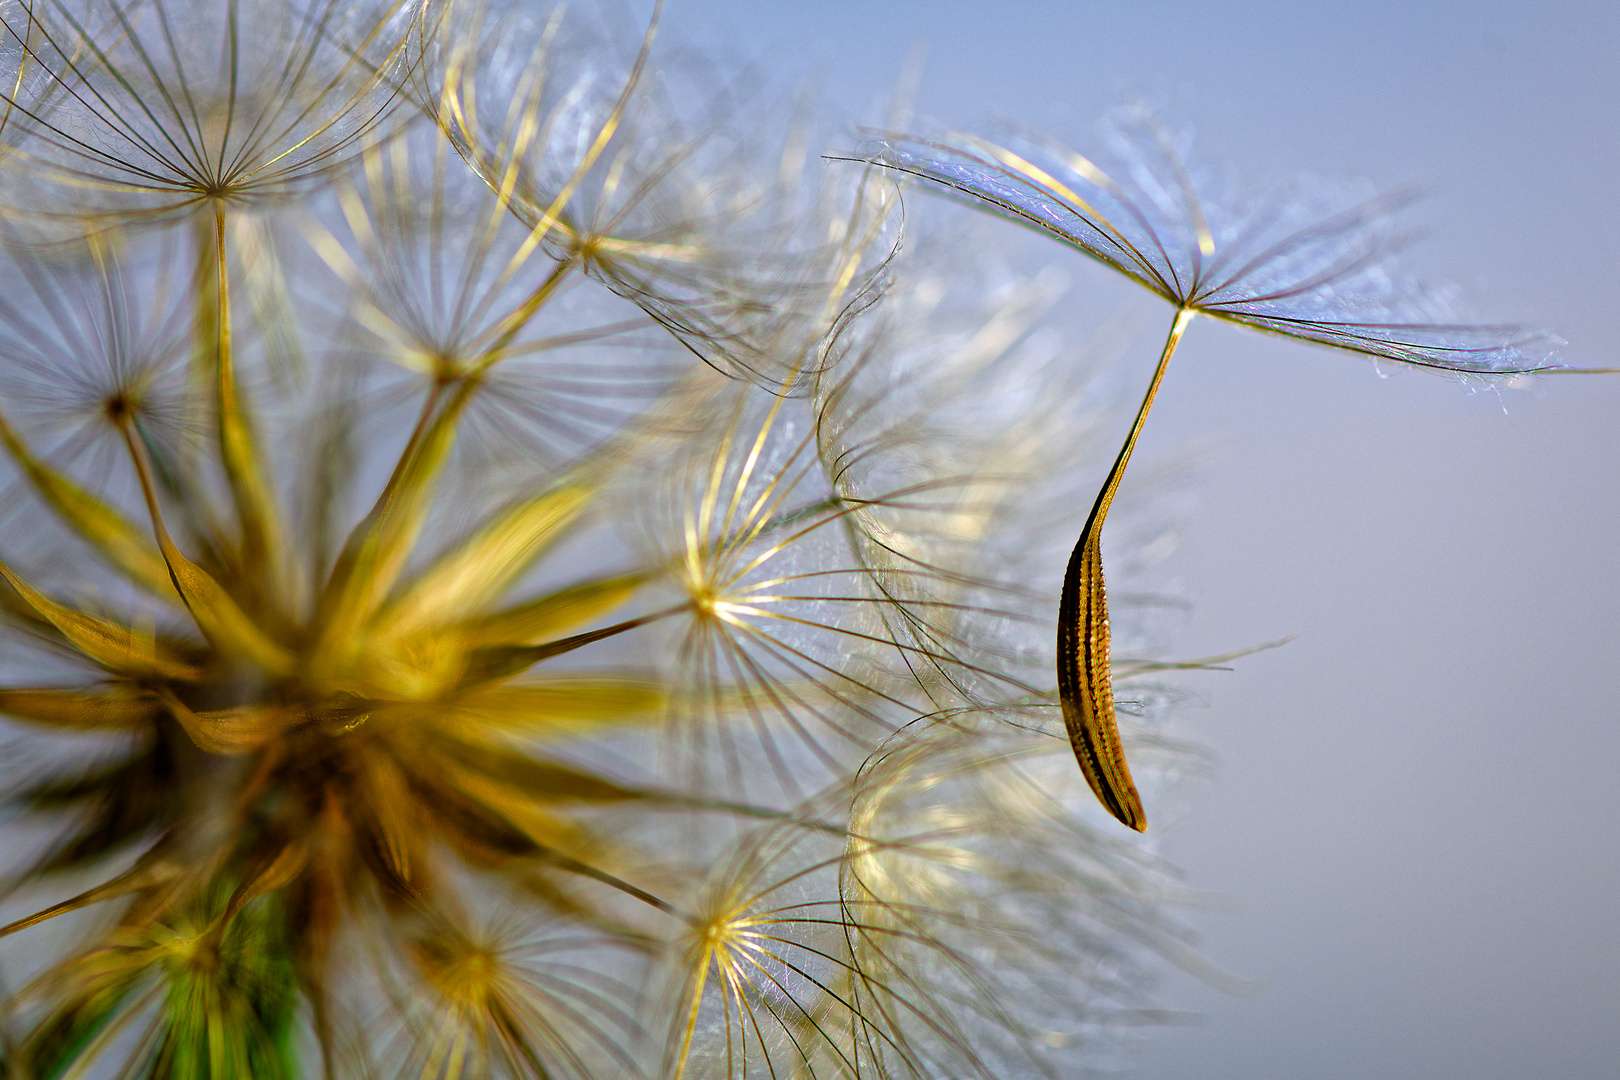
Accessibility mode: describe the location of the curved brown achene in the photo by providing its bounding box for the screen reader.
[1057,307,1194,830]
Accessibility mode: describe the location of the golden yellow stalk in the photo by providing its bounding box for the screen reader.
[375,484,594,642]
[0,861,179,940]
[0,407,175,599]
[0,687,161,731]
[121,424,295,677]
[203,204,286,584]
[458,571,649,648]
[450,678,669,735]
[310,255,579,678]
[0,560,200,681]
[156,691,294,756]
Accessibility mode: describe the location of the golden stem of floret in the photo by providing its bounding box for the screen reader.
[1057,305,1195,832]
[305,257,580,683]
[0,861,179,939]
[119,419,295,676]
[0,405,176,597]
[202,205,284,594]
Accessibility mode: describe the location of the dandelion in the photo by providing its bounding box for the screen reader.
[0,0,424,220]
[0,3,1207,1077]
[850,112,1564,829]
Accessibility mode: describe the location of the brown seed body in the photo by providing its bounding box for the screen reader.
[1058,524,1145,831]
[1055,306,1193,830]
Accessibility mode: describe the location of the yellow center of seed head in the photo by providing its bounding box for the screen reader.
[689,584,743,626]
[682,568,719,612]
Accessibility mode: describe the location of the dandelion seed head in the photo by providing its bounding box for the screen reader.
[0,0,424,225]
[0,5,1220,1078]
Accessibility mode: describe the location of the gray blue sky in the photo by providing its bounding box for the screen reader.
[665,2,1620,1078]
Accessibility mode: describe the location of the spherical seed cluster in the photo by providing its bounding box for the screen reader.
[0,2,1200,1078]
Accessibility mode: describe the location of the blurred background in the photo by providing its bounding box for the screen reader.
[666,2,1620,1078]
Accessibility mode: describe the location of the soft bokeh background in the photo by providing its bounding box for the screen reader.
[664,2,1620,1078]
